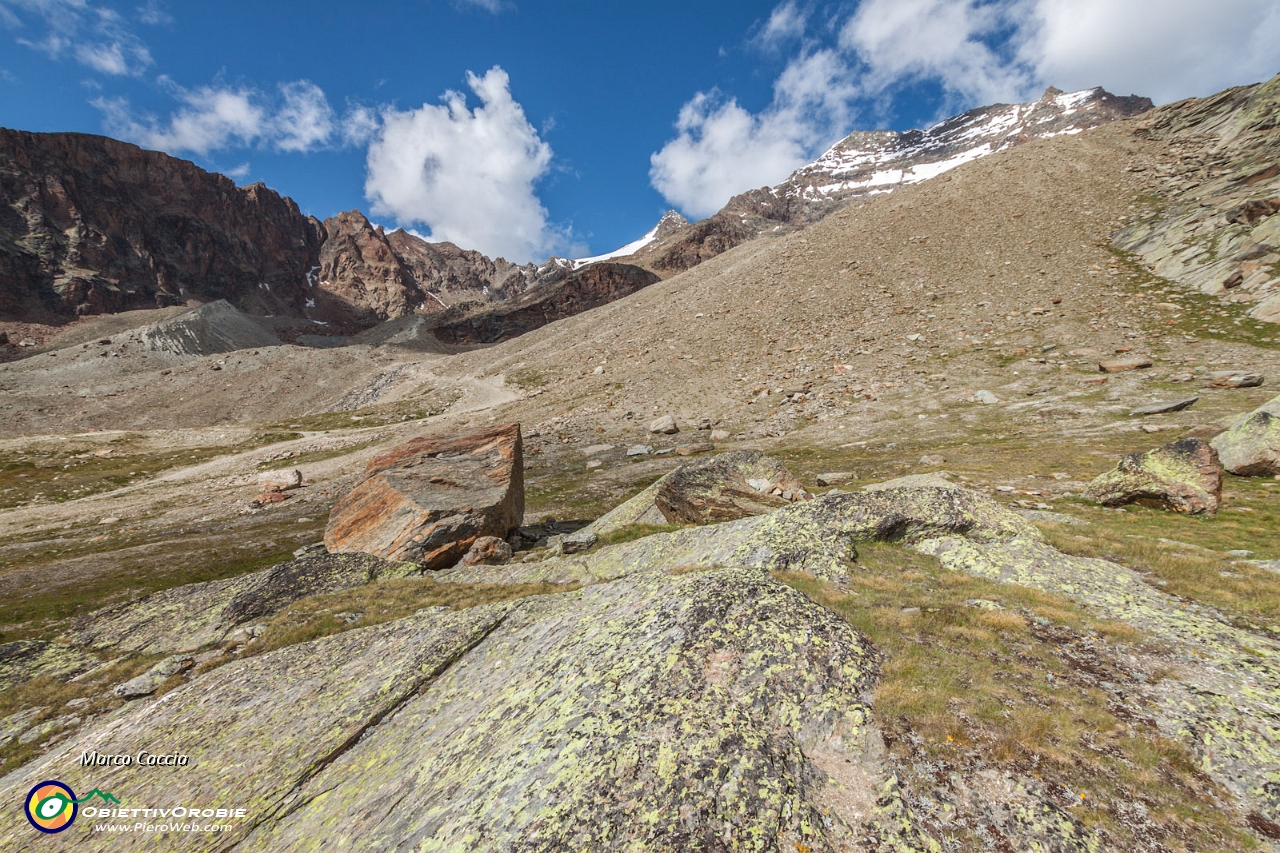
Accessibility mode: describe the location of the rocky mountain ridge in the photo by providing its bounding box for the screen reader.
[0,129,656,340]
[629,87,1153,274]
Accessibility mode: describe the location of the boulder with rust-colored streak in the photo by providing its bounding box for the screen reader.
[1084,438,1223,514]
[325,424,524,568]
[654,450,810,524]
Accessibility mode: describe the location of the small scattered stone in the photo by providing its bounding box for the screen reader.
[816,472,856,487]
[626,445,653,456]
[258,468,303,492]
[1129,397,1198,416]
[676,443,715,456]
[460,536,513,566]
[964,599,1004,610]
[919,454,946,466]
[293,542,326,558]
[648,415,679,435]
[710,429,731,441]
[251,492,290,507]
[1209,372,1264,388]
[97,517,120,525]
[1228,550,1255,558]
[547,531,597,555]
[1100,357,1153,373]
[973,390,1000,404]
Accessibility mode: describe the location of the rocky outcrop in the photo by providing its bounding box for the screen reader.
[916,533,1280,829]
[654,450,810,524]
[417,262,660,346]
[0,568,917,852]
[325,424,524,567]
[1114,73,1280,322]
[1212,394,1280,475]
[0,133,657,338]
[313,210,427,327]
[464,485,1039,586]
[0,128,325,318]
[1084,437,1223,514]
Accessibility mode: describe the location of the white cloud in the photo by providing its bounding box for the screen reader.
[135,0,170,26]
[1013,0,1280,103]
[454,0,508,12]
[754,1,808,49]
[840,0,1031,105]
[3,0,153,75]
[95,79,344,156]
[363,66,559,263]
[650,47,857,218]
[842,0,1280,106]
[273,80,335,152]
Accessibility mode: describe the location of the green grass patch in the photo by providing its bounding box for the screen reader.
[240,576,575,658]
[0,515,327,643]
[777,542,1254,850]
[0,432,301,509]
[1040,486,1280,631]
[0,655,164,775]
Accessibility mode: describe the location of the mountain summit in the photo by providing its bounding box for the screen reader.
[629,87,1152,274]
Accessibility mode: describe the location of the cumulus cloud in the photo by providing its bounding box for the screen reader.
[363,66,559,263]
[650,47,857,218]
[94,79,345,156]
[840,0,1030,105]
[2,0,153,76]
[1013,0,1280,104]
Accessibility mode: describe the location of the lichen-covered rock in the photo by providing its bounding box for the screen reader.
[450,485,1038,586]
[1211,394,1280,476]
[0,639,100,693]
[0,570,935,852]
[325,423,524,567]
[65,552,419,656]
[654,450,809,524]
[584,450,806,537]
[1083,437,1223,514]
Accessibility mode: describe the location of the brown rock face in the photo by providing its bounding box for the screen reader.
[0,129,324,318]
[1084,438,1223,514]
[655,450,809,524]
[314,211,426,327]
[325,424,524,568]
[421,263,660,345]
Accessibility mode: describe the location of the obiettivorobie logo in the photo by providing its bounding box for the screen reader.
[24,781,119,833]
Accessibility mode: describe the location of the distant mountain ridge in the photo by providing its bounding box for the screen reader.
[620,86,1153,274]
[0,129,655,336]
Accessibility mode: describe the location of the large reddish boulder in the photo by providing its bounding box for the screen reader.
[325,424,524,568]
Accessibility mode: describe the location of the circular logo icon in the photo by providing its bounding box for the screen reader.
[24,780,77,834]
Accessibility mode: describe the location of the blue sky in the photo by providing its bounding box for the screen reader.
[1,1,1277,262]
